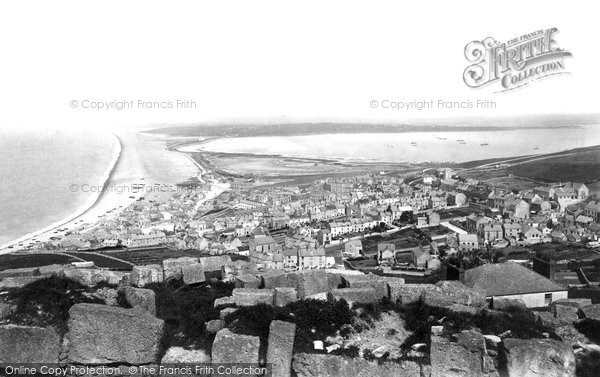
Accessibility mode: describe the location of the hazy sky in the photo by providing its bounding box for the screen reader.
[0,1,597,131]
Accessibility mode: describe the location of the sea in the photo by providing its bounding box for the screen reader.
[189,125,600,163]
[0,129,118,247]
[0,129,198,249]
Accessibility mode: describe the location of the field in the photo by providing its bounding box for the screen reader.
[65,252,134,270]
[105,248,207,266]
[506,145,600,184]
[0,253,78,271]
[362,228,427,254]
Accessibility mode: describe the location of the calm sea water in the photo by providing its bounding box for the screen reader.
[0,129,118,247]
[0,130,199,248]
[192,125,600,163]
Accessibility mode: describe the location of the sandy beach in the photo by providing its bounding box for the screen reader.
[0,131,199,254]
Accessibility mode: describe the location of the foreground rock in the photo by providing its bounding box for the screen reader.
[430,333,492,377]
[292,353,422,377]
[67,303,164,364]
[0,325,60,363]
[271,270,332,299]
[163,257,199,281]
[580,304,600,321]
[211,328,260,364]
[232,288,274,306]
[181,263,206,285]
[130,264,163,287]
[118,286,156,315]
[422,281,486,309]
[274,287,298,307]
[0,276,44,289]
[502,338,575,377]
[267,321,296,377]
[329,288,381,304]
[62,268,125,287]
[161,347,211,364]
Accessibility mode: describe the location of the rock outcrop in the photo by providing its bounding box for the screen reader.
[267,321,296,377]
[118,286,156,315]
[292,353,423,377]
[161,347,211,364]
[67,303,164,365]
[0,325,60,363]
[232,288,274,306]
[274,287,298,307]
[130,264,163,287]
[211,328,260,364]
[163,257,199,281]
[502,338,575,377]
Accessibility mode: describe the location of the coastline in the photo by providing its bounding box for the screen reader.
[0,133,127,253]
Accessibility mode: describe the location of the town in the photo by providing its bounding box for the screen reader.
[18,159,600,303]
[2,157,600,377]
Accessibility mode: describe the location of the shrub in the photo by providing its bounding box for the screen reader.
[145,279,234,350]
[4,276,104,335]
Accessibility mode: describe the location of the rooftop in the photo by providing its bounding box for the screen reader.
[463,262,566,297]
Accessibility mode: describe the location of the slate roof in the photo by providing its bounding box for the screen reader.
[463,263,566,297]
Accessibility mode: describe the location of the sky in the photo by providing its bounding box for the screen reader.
[0,1,598,131]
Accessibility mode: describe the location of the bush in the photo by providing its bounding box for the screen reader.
[226,299,354,355]
[3,276,104,335]
[145,279,234,350]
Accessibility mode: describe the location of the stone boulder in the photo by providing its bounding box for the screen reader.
[554,305,579,325]
[533,310,563,327]
[329,288,379,304]
[38,264,66,276]
[552,298,592,310]
[181,263,206,285]
[267,321,296,377]
[423,281,486,308]
[93,287,119,306]
[63,268,125,287]
[163,257,199,281]
[232,288,273,306]
[0,325,60,363]
[493,298,527,312]
[274,287,298,307]
[0,267,40,278]
[342,278,389,301]
[430,335,486,377]
[214,296,236,309]
[205,319,225,334]
[220,307,237,319]
[580,304,600,321]
[67,303,164,364]
[130,264,163,287]
[292,353,422,377]
[200,255,232,274]
[555,325,589,347]
[235,274,261,289]
[161,347,211,364]
[271,270,330,299]
[502,338,575,377]
[259,270,286,289]
[211,328,260,364]
[118,286,156,315]
[388,283,434,304]
[0,276,44,289]
[0,302,16,319]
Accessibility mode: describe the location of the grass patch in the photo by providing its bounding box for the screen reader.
[226,299,354,359]
[145,279,235,352]
[3,276,104,335]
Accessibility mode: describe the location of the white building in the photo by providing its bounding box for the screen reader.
[463,263,568,308]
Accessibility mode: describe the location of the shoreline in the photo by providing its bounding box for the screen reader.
[0,133,125,253]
